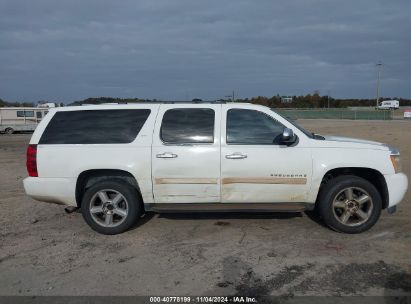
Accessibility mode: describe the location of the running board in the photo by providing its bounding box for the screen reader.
[145,203,313,213]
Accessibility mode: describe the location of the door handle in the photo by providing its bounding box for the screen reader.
[226,152,247,159]
[156,152,178,159]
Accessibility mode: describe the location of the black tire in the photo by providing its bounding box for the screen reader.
[81,180,142,235]
[317,175,382,234]
[5,128,14,134]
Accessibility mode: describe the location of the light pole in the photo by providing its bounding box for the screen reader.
[376,62,382,108]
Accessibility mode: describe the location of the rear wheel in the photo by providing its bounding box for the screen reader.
[5,128,14,134]
[81,180,142,234]
[317,175,382,233]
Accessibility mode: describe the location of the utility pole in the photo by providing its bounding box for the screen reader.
[327,90,330,108]
[225,91,235,102]
[376,62,382,108]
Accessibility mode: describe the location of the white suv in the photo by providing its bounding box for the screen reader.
[23,102,408,234]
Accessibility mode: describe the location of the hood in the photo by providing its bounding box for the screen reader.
[323,136,384,146]
[320,135,393,152]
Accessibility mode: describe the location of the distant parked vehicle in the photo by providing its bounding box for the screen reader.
[0,107,48,134]
[376,100,399,110]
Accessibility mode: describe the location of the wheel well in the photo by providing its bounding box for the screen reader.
[75,169,142,207]
[317,167,389,209]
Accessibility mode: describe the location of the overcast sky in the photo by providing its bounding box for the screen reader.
[0,0,410,103]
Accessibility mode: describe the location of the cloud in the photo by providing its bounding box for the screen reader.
[0,0,410,102]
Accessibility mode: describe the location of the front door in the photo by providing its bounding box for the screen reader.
[152,105,221,203]
[221,105,312,203]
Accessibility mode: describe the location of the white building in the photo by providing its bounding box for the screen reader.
[37,102,56,108]
[281,96,293,103]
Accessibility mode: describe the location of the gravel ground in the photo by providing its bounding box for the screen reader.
[0,119,410,297]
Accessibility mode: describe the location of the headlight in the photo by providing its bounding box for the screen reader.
[390,155,402,173]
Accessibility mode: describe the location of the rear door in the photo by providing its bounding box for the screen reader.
[152,104,221,203]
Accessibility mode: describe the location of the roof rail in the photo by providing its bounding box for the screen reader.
[81,100,228,105]
[131,100,227,104]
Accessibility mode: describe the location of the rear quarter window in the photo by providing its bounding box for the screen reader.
[39,109,151,144]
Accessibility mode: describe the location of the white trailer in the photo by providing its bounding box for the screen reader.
[0,107,49,134]
[377,100,400,110]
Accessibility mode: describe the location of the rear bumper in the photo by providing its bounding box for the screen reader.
[23,177,77,206]
[384,172,408,207]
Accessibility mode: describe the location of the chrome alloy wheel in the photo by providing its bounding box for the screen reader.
[332,187,373,227]
[89,189,129,228]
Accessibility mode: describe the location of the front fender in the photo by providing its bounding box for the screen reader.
[307,148,393,202]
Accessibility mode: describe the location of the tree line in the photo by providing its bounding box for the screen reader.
[0,98,35,108]
[1,95,411,108]
[240,94,411,108]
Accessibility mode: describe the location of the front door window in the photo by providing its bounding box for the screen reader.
[227,109,284,145]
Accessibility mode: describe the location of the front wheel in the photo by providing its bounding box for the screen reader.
[81,180,142,234]
[317,175,382,233]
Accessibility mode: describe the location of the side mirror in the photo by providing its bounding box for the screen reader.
[281,128,296,145]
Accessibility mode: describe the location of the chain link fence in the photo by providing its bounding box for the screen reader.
[276,109,393,120]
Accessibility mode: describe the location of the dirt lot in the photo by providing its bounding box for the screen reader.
[0,119,410,297]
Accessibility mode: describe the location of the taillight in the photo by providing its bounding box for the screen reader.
[26,144,38,177]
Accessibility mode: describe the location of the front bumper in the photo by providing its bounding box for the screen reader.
[384,172,408,207]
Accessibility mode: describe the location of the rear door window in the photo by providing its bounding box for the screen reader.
[39,109,151,144]
[160,108,215,144]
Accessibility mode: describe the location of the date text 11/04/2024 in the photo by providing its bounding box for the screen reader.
[149,296,257,303]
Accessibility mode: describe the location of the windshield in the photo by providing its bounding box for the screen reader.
[270,109,315,139]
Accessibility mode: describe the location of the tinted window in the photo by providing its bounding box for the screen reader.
[36,112,42,119]
[39,109,151,144]
[227,109,284,145]
[161,108,214,144]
